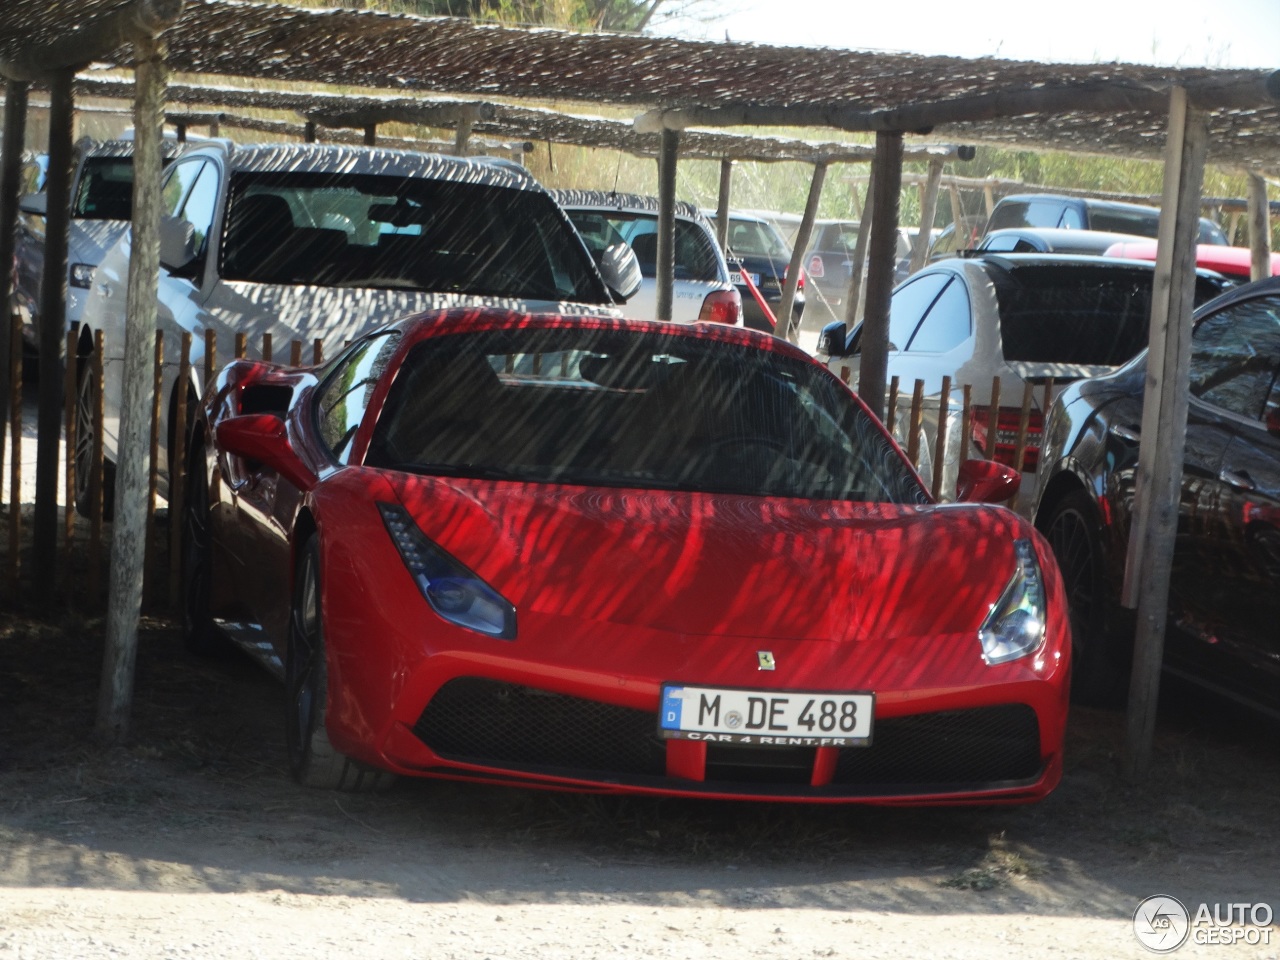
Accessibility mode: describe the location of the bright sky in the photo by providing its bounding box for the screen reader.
[652,0,1280,69]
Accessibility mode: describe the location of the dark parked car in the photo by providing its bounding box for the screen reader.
[985,193,1228,246]
[977,227,1145,256]
[804,220,910,323]
[722,211,805,333]
[1033,276,1280,710]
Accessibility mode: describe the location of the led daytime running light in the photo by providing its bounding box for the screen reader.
[378,502,516,640]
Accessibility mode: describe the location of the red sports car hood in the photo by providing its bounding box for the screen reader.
[386,476,1033,643]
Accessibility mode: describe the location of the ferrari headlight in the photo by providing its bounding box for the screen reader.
[378,502,516,640]
[977,539,1046,665]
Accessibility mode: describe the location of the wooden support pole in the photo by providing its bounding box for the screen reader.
[948,183,964,249]
[910,157,945,274]
[1247,172,1272,281]
[931,375,951,499]
[1123,87,1209,779]
[778,162,827,343]
[0,80,28,477]
[655,128,680,323]
[843,165,874,329]
[983,183,995,220]
[97,30,170,746]
[906,379,924,468]
[859,131,904,422]
[34,68,77,593]
[714,159,733,253]
[453,116,473,157]
[168,332,190,607]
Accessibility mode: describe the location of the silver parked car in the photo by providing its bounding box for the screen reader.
[553,190,741,326]
[819,252,1234,504]
[77,141,638,513]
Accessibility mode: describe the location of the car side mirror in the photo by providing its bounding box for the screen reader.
[955,458,1020,504]
[597,241,642,303]
[18,193,47,216]
[215,413,317,492]
[159,215,197,273]
[818,319,851,357]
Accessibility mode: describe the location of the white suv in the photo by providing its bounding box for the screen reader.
[553,190,741,326]
[77,141,638,512]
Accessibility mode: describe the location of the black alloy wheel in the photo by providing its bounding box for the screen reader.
[286,536,395,792]
[181,453,225,657]
[73,355,115,519]
[1042,489,1126,704]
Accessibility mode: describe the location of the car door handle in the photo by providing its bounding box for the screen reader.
[1218,468,1257,492]
[1111,423,1141,442]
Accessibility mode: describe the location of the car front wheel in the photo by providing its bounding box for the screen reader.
[1041,489,1127,704]
[286,536,395,792]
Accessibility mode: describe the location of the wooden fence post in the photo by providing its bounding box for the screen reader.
[984,377,1001,459]
[290,339,302,367]
[313,339,323,365]
[88,330,105,605]
[261,332,273,363]
[64,326,77,579]
[234,332,247,360]
[204,328,216,388]
[906,379,924,467]
[169,332,190,607]
[959,383,972,464]
[931,375,951,499]
[886,375,900,434]
[1012,380,1034,474]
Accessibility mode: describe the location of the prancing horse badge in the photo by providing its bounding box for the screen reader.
[757,651,776,671]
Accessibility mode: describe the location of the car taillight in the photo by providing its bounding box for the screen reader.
[807,254,825,279]
[970,406,1045,472]
[698,288,742,325]
[783,264,805,290]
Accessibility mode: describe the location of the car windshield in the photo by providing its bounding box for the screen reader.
[221,171,608,303]
[564,210,722,282]
[728,220,790,259]
[991,265,1228,365]
[367,328,925,503]
[72,157,135,220]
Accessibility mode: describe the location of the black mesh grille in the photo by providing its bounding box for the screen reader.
[414,678,666,777]
[832,704,1041,787]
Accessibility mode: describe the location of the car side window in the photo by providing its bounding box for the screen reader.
[178,161,220,258]
[162,159,205,218]
[1189,295,1280,421]
[982,234,1020,252]
[887,273,950,351]
[317,332,401,463]
[905,277,971,353]
[1058,206,1085,230]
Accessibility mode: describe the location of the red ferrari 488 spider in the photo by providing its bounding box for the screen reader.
[186,309,1069,803]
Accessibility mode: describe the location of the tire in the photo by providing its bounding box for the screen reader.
[1040,489,1127,704]
[181,452,227,657]
[73,355,115,520]
[286,537,396,792]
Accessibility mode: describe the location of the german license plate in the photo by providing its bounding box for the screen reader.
[659,684,873,746]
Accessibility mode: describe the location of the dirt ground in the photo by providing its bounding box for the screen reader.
[0,604,1277,959]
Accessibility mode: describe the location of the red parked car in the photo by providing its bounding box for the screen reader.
[185,309,1070,803]
[1103,240,1280,280]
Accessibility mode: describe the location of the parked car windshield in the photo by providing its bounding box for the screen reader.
[367,328,926,504]
[990,264,1230,366]
[72,157,135,220]
[728,219,791,258]
[221,171,608,303]
[565,210,722,282]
